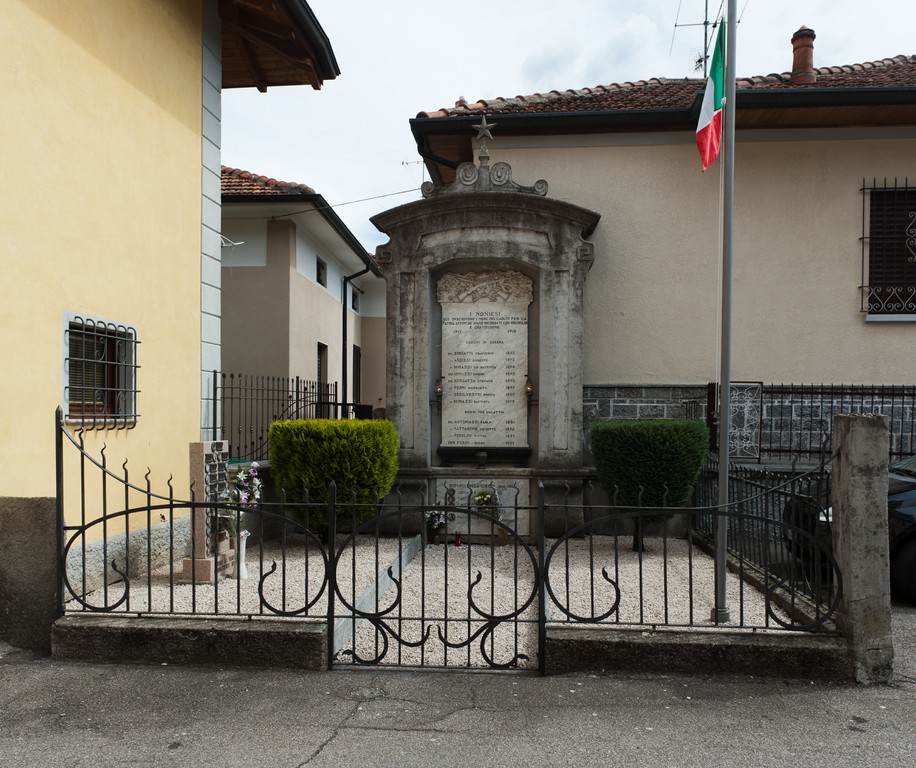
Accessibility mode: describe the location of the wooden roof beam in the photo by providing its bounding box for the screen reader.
[238,34,269,93]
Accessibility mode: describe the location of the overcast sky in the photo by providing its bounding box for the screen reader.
[221,0,913,252]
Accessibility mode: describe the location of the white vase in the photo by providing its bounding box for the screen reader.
[231,531,249,579]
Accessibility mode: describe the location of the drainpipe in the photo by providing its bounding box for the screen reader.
[342,267,371,418]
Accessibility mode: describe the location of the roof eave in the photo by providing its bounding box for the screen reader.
[222,193,381,276]
[412,85,916,137]
[737,85,916,108]
[279,0,341,82]
[412,85,916,183]
[411,106,696,136]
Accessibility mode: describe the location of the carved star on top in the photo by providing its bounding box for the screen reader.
[473,115,496,142]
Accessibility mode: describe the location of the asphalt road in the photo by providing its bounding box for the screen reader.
[1,602,914,768]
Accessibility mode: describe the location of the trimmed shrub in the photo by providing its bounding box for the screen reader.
[269,419,399,532]
[589,419,710,507]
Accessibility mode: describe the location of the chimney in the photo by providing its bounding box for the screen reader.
[790,26,817,84]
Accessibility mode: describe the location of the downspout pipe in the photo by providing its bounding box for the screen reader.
[341,267,372,418]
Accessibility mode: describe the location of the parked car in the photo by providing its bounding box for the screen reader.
[783,455,916,604]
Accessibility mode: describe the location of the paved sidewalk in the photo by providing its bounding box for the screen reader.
[1,603,914,768]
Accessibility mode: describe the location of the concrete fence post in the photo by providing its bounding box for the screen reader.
[0,496,61,653]
[832,414,893,683]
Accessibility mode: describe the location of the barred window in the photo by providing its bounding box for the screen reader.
[862,179,916,315]
[64,315,139,426]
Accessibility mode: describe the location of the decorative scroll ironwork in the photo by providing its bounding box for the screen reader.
[728,383,763,459]
[331,506,540,670]
[861,285,916,314]
[907,210,916,262]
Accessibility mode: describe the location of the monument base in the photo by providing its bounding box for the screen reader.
[437,446,531,468]
[180,538,235,583]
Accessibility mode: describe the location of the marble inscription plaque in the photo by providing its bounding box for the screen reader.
[435,478,530,536]
[437,270,532,449]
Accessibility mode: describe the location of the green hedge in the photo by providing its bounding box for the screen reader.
[589,419,709,507]
[269,419,399,531]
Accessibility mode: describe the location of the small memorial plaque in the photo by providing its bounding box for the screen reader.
[434,478,530,537]
[183,440,234,582]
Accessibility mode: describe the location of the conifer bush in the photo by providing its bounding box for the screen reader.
[269,419,399,533]
[589,419,709,507]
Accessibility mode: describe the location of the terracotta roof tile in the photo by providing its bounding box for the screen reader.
[737,55,916,90]
[221,166,316,196]
[417,55,916,118]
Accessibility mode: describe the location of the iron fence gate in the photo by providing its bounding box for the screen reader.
[327,494,543,671]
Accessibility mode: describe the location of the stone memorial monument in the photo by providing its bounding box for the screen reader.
[371,118,601,534]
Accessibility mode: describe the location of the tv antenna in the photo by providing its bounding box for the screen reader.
[668,0,751,79]
[671,1,732,77]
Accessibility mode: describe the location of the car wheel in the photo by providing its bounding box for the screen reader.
[891,539,916,605]
[782,498,821,556]
[782,493,834,588]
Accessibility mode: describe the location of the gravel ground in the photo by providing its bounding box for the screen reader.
[70,534,789,670]
[67,534,402,618]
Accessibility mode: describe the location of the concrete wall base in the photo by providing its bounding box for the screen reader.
[545,626,854,680]
[52,616,327,670]
[51,616,857,680]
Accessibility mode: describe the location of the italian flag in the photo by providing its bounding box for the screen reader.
[696,22,726,171]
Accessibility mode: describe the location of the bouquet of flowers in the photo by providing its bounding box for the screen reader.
[425,509,447,531]
[219,461,262,536]
[474,488,500,516]
[231,461,262,506]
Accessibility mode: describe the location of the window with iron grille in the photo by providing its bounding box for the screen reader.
[64,314,139,426]
[862,179,916,315]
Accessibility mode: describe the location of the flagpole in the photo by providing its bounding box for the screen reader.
[713,0,738,623]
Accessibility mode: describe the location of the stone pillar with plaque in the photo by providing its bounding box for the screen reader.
[181,440,235,582]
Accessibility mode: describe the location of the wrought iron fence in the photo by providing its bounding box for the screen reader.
[705,382,916,462]
[58,416,843,673]
[210,371,339,461]
[546,476,840,633]
[693,456,837,619]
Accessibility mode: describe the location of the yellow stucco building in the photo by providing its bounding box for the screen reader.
[0,1,338,527]
[1,0,341,649]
